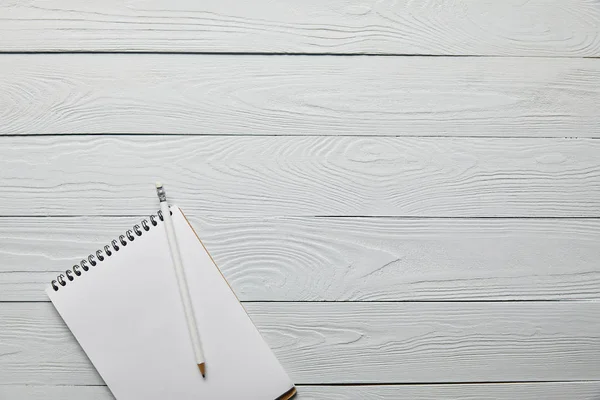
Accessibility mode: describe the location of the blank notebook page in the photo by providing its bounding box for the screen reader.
[47,206,294,400]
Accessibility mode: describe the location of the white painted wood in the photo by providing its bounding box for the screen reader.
[290,383,600,399]
[3,3,600,396]
[1,136,600,217]
[2,216,600,302]
[1,55,600,137]
[3,382,600,400]
[1,302,599,385]
[0,386,113,400]
[1,0,599,56]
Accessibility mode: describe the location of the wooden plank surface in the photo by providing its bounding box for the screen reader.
[3,382,600,400]
[2,216,600,302]
[3,0,599,397]
[1,55,600,137]
[1,0,599,56]
[1,302,599,385]
[1,136,599,217]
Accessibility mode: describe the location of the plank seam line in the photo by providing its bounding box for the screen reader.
[242,299,600,303]
[1,51,599,59]
[312,216,600,220]
[1,134,599,139]
[1,215,599,220]
[3,300,599,304]
[299,380,600,386]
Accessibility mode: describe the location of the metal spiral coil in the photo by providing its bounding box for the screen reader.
[50,209,168,291]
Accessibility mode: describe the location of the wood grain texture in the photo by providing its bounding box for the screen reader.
[1,0,599,56]
[2,216,600,302]
[3,382,600,400]
[1,302,599,384]
[1,136,600,217]
[1,55,600,137]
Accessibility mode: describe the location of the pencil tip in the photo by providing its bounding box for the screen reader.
[198,363,206,377]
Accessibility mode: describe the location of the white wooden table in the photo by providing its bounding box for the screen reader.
[1,1,600,398]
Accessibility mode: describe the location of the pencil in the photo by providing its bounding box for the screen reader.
[155,182,206,377]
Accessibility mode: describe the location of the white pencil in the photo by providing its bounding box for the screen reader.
[155,182,206,377]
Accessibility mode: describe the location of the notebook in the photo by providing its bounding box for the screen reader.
[46,206,296,400]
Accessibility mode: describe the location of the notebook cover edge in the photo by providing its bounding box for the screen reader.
[277,387,297,400]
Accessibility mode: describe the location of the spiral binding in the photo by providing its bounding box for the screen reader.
[50,209,170,291]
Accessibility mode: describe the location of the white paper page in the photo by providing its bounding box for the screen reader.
[47,206,294,400]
